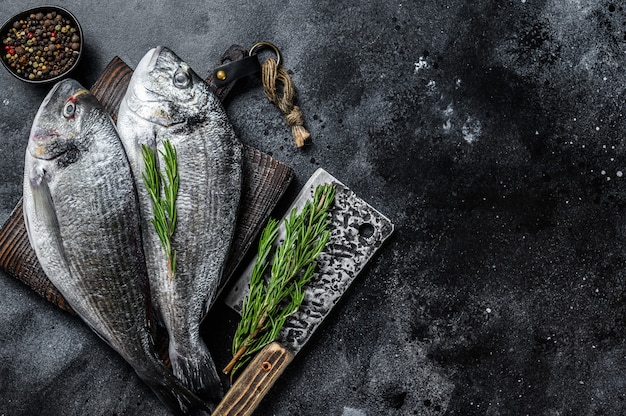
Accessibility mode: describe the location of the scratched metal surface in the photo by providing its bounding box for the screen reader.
[225,169,394,355]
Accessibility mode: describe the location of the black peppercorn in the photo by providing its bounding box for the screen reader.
[2,9,81,81]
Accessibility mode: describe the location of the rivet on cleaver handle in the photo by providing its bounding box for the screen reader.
[215,168,394,416]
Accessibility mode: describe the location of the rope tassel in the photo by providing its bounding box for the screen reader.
[261,58,310,148]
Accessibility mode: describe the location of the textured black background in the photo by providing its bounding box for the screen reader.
[2,1,626,415]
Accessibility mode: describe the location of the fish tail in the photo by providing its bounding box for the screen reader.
[170,342,223,402]
[137,359,213,416]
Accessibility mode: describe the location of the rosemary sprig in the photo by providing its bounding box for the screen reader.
[223,184,336,377]
[142,140,179,280]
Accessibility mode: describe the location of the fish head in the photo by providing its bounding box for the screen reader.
[125,46,211,127]
[28,79,102,165]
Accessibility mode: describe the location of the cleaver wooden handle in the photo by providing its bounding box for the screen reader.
[213,342,294,416]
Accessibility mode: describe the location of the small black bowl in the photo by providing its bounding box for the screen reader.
[0,5,83,84]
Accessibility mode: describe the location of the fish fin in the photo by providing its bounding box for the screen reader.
[28,167,60,235]
[170,343,223,402]
[137,359,213,416]
[24,165,71,275]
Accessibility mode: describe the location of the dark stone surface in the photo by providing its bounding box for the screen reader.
[2,0,626,415]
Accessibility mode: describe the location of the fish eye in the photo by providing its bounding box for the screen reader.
[173,67,191,88]
[63,101,76,118]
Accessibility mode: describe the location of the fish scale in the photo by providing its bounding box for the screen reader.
[35,108,133,332]
[117,46,243,401]
[23,79,208,415]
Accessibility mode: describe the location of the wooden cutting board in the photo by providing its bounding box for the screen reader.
[0,56,294,314]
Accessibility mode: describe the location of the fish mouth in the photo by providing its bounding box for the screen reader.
[146,46,163,72]
[127,47,170,106]
[124,46,192,126]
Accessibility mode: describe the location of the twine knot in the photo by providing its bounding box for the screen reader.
[261,58,310,148]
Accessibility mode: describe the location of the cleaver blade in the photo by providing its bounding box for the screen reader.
[214,168,394,416]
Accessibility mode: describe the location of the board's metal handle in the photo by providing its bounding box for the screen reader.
[213,342,294,416]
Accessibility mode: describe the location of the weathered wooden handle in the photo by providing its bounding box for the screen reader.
[213,342,294,416]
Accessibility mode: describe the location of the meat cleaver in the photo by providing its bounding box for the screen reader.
[214,168,394,415]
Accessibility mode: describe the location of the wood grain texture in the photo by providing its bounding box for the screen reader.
[213,342,294,416]
[90,56,134,123]
[0,56,293,314]
[0,200,74,312]
[223,146,293,281]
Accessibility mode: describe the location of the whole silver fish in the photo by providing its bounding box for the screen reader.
[117,46,243,399]
[22,79,208,416]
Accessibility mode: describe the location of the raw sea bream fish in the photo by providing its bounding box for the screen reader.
[22,79,208,416]
[117,46,243,399]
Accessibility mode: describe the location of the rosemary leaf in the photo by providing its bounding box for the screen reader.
[224,184,335,377]
[142,140,179,279]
